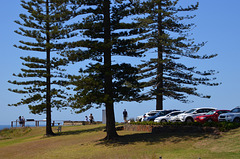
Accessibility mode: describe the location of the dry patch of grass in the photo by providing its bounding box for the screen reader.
[0,127,32,139]
[193,128,240,153]
[0,124,240,159]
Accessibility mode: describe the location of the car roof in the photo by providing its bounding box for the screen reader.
[169,111,183,113]
[193,107,217,110]
[148,110,162,112]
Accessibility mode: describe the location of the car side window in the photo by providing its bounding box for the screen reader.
[222,111,229,113]
[231,108,240,113]
[148,113,156,116]
[204,109,213,113]
[196,109,204,113]
[218,111,228,114]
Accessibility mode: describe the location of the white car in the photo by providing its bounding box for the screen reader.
[154,111,183,123]
[218,106,240,122]
[136,110,162,122]
[174,107,216,122]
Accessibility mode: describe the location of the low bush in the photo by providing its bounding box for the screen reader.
[129,121,240,131]
[203,122,240,131]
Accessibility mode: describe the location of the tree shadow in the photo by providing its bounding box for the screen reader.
[97,131,221,146]
[55,125,222,147]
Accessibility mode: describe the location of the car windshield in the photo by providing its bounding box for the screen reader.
[206,111,216,115]
[185,109,196,113]
[231,108,240,113]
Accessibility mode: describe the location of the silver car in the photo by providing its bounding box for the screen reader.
[154,111,184,123]
[136,110,162,122]
[174,107,216,122]
[218,106,240,122]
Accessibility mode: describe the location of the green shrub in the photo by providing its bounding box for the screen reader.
[129,121,240,131]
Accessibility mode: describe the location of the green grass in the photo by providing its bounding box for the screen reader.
[0,124,240,159]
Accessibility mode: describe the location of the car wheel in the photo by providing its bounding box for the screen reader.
[207,119,213,122]
[233,118,240,123]
[185,118,193,123]
[161,119,167,123]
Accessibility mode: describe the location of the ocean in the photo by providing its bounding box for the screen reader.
[0,120,63,131]
[0,125,11,130]
[0,124,47,131]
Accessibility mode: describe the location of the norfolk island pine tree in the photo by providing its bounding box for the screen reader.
[8,0,78,136]
[133,0,219,110]
[63,0,146,140]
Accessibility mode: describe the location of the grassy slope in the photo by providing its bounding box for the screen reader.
[0,124,240,159]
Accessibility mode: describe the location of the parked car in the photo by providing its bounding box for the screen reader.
[175,107,216,122]
[218,106,240,123]
[194,110,230,123]
[136,110,162,122]
[169,115,181,123]
[143,110,179,121]
[154,111,184,123]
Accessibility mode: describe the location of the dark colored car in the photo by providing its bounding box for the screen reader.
[143,110,179,121]
[194,110,230,123]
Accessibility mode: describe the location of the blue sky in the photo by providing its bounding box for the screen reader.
[0,0,240,125]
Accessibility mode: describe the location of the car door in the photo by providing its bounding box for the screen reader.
[212,111,219,121]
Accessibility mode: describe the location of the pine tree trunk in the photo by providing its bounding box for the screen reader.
[46,48,54,136]
[105,102,118,140]
[156,1,163,110]
[103,0,118,140]
[45,0,54,136]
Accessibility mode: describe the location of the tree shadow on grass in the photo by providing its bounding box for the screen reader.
[57,125,106,136]
[97,131,221,146]
[55,125,222,147]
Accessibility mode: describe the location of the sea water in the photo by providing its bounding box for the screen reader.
[0,124,47,131]
[0,120,63,131]
[0,125,11,130]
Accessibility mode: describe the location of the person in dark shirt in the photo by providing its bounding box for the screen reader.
[89,114,94,124]
[123,109,128,123]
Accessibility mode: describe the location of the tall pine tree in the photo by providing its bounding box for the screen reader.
[64,0,144,140]
[9,0,76,136]
[134,0,219,110]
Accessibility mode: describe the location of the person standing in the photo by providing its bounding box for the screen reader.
[89,114,94,124]
[19,116,22,127]
[123,109,128,123]
[21,116,25,127]
[85,116,88,122]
